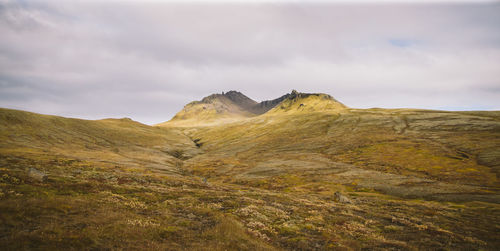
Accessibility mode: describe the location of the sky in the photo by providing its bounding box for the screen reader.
[1,0,499,125]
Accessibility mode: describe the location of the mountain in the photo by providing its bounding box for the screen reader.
[168,91,257,124]
[1,92,500,250]
[163,90,347,126]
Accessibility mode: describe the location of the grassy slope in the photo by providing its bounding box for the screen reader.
[187,107,499,188]
[161,94,257,127]
[165,102,500,250]
[265,94,346,114]
[0,108,274,250]
[0,108,202,173]
[1,101,500,250]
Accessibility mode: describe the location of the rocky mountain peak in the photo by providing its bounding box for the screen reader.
[168,90,347,123]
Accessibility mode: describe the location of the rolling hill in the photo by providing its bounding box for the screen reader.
[1,91,499,250]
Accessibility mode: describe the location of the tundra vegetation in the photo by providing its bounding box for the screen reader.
[1,91,499,250]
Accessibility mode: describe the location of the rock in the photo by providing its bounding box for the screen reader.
[28,168,47,182]
[333,191,351,204]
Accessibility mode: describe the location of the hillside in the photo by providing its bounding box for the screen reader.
[0,108,274,250]
[168,91,257,124]
[161,91,500,249]
[164,90,303,126]
[0,108,200,172]
[1,91,500,250]
[264,91,346,115]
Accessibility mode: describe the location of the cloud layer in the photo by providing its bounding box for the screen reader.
[1,1,499,124]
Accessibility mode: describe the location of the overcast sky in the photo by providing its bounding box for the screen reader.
[1,0,499,125]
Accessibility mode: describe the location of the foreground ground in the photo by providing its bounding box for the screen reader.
[1,107,499,250]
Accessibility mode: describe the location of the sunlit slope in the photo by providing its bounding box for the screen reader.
[156,94,500,249]
[265,92,346,114]
[0,108,199,172]
[2,100,500,249]
[167,94,255,124]
[182,106,500,201]
[0,108,274,250]
[161,91,272,127]
[160,91,347,127]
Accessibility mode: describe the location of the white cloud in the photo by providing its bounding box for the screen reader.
[0,1,499,124]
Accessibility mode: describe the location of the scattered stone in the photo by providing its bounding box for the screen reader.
[28,168,47,182]
[193,138,203,148]
[333,191,352,204]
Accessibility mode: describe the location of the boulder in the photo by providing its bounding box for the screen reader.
[28,168,47,182]
[333,191,351,204]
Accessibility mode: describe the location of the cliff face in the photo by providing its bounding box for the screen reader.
[250,93,291,114]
